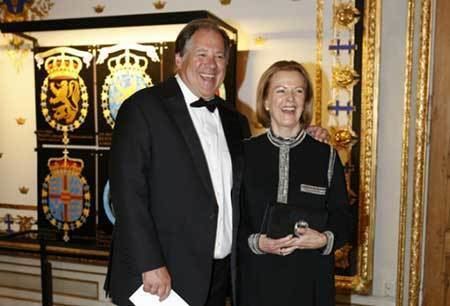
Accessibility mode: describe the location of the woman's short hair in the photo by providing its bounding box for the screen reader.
[175,18,230,58]
[256,60,314,128]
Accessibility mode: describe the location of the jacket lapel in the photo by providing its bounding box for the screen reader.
[160,77,216,203]
[218,104,245,211]
[218,104,246,299]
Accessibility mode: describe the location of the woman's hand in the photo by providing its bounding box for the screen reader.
[258,228,328,256]
[259,234,298,256]
[293,227,328,250]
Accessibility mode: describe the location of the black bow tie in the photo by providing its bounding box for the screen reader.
[190,97,221,113]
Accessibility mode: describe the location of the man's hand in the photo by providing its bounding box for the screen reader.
[142,266,171,301]
[306,125,330,143]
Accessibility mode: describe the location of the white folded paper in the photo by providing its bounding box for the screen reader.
[129,285,189,306]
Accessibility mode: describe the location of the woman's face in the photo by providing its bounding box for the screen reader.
[265,70,307,136]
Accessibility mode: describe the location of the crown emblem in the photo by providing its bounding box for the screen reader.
[35,47,93,74]
[93,4,105,13]
[153,0,166,10]
[19,186,29,194]
[44,53,82,80]
[15,117,26,125]
[48,156,84,177]
[107,50,149,74]
[254,36,266,46]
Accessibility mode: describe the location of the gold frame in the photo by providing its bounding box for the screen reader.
[397,0,416,304]
[396,0,433,304]
[315,0,380,293]
[407,0,432,305]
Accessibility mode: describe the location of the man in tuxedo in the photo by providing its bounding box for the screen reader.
[104,19,250,306]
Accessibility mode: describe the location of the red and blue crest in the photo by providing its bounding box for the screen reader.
[41,156,91,242]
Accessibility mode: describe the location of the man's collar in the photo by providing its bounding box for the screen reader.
[175,74,198,105]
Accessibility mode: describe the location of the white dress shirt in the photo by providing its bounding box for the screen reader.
[175,75,233,259]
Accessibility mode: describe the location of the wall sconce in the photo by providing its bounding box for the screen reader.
[93,4,105,14]
[219,0,231,5]
[8,35,25,49]
[15,117,26,125]
[19,186,29,194]
[5,34,31,72]
[153,0,166,10]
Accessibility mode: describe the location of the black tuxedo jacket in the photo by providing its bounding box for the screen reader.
[104,76,250,306]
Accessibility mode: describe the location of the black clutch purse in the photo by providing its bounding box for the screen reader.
[262,202,328,239]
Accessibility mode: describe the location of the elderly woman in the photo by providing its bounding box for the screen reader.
[238,60,352,306]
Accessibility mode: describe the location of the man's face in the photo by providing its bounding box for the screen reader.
[175,28,227,100]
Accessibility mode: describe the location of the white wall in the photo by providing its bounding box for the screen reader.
[0,41,36,206]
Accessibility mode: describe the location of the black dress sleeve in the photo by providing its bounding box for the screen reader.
[326,151,353,250]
